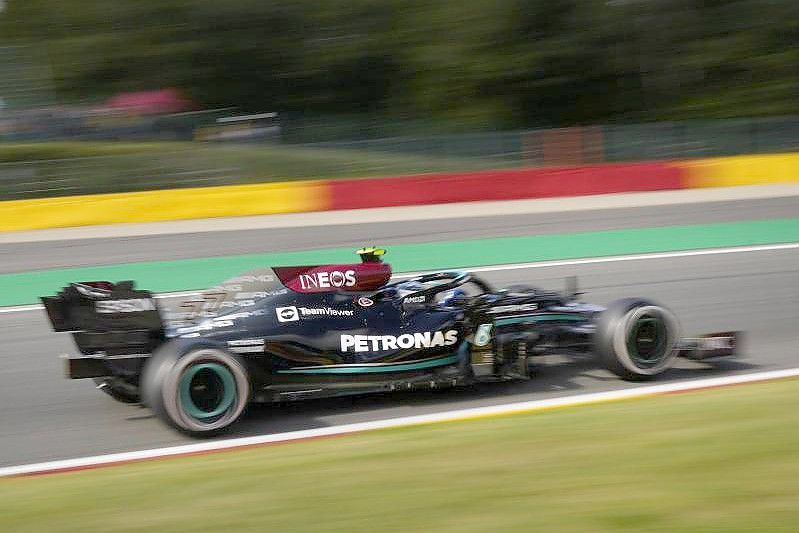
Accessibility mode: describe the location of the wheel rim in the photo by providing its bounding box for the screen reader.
[178,363,237,421]
[626,314,668,368]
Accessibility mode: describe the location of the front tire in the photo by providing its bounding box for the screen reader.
[141,343,250,437]
[595,298,680,381]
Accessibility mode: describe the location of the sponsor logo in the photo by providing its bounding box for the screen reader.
[276,306,300,322]
[222,310,266,320]
[174,319,234,335]
[173,309,266,336]
[95,298,156,314]
[405,295,426,304]
[220,300,256,308]
[228,338,266,346]
[207,288,287,299]
[299,270,356,290]
[227,338,266,354]
[487,303,539,314]
[298,307,354,318]
[228,347,264,354]
[212,290,289,309]
[235,289,288,299]
[276,306,354,321]
[172,308,268,323]
[340,330,458,353]
[357,297,375,308]
[210,319,234,328]
[473,324,493,347]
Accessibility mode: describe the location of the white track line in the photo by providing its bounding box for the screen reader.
[3,367,799,477]
[0,304,43,314]
[395,242,799,278]
[3,241,798,315]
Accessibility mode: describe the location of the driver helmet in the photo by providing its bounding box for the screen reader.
[437,288,466,306]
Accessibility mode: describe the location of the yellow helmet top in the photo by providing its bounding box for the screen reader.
[356,247,386,262]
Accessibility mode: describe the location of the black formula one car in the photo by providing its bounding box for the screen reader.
[42,248,738,436]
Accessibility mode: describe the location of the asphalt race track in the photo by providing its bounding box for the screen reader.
[1,196,798,467]
[2,195,799,273]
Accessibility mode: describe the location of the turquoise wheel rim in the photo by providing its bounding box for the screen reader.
[178,363,237,420]
[627,316,668,368]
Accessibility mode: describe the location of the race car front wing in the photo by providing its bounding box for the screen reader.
[677,331,740,360]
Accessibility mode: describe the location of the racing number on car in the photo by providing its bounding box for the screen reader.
[474,324,492,347]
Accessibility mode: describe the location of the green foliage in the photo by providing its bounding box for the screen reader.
[0,0,796,127]
[0,142,179,162]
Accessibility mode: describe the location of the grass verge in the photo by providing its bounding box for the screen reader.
[2,379,799,532]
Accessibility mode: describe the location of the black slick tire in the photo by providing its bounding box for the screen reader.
[141,341,250,437]
[595,298,680,381]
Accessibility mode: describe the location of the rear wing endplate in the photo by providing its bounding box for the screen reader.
[41,281,164,356]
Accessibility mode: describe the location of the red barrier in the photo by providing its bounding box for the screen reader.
[328,163,685,210]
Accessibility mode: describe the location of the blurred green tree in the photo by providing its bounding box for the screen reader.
[0,0,795,128]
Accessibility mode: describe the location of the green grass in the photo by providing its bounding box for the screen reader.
[0,141,512,200]
[2,379,799,532]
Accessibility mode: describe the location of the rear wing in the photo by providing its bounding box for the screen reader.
[41,281,165,356]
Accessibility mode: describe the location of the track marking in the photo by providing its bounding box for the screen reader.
[394,242,799,278]
[3,367,799,477]
[0,304,43,314]
[3,241,798,314]
[4,182,799,243]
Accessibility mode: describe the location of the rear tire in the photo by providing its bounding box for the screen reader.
[595,298,680,381]
[141,342,250,437]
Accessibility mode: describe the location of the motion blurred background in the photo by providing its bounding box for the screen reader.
[2,2,799,530]
[0,0,797,201]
